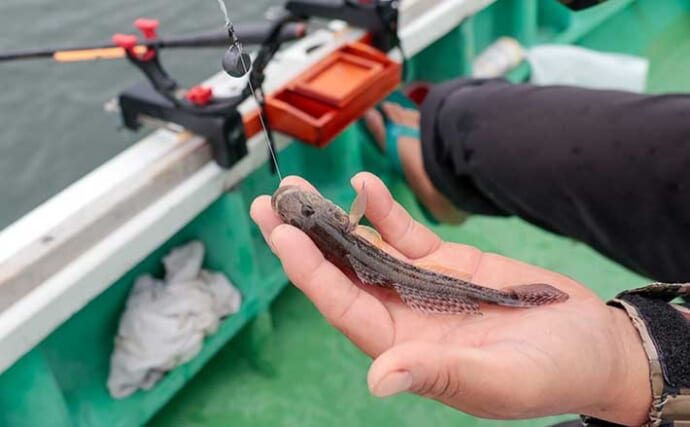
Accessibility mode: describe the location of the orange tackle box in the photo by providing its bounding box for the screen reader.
[245,41,401,147]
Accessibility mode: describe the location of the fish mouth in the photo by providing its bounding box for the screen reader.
[271,185,301,212]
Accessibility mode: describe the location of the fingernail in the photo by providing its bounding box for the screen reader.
[372,371,412,398]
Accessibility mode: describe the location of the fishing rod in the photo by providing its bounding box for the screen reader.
[0,16,310,171]
[0,19,307,63]
[0,1,402,173]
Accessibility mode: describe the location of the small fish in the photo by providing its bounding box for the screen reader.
[271,185,569,315]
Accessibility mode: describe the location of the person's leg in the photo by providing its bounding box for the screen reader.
[362,102,469,224]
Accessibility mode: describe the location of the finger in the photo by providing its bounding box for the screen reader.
[369,342,565,420]
[351,172,442,259]
[368,341,483,400]
[415,242,483,279]
[270,224,394,356]
[249,195,281,250]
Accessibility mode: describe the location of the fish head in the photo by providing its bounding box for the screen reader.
[271,185,350,232]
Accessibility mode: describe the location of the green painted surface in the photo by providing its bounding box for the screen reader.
[0,349,72,427]
[37,191,276,427]
[3,1,690,426]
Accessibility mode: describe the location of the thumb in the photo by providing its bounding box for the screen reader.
[367,341,482,400]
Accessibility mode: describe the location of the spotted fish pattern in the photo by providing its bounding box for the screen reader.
[271,186,568,315]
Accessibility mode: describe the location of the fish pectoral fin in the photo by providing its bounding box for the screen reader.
[346,254,389,287]
[413,263,473,281]
[501,283,569,306]
[392,284,480,315]
[348,182,368,226]
[355,225,384,248]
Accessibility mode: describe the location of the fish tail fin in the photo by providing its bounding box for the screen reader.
[501,283,569,306]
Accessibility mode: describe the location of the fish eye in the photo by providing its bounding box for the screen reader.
[301,205,315,217]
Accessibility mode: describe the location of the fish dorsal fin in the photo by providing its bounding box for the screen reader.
[355,225,384,248]
[348,182,368,227]
[392,284,480,315]
[414,263,473,281]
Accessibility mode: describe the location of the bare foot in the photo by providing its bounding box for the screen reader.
[362,102,469,224]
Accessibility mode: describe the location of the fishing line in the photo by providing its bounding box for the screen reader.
[237,48,283,182]
[215,0,283,182]
[215,0,231,28]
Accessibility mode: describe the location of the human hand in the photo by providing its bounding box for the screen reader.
[250,172,651,426]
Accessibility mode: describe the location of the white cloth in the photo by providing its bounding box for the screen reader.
[527,44,649,93]
[107,241,242,399]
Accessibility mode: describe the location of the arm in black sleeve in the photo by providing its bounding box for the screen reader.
[419,78,690,282]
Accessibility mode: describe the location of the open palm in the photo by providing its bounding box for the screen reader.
[250,172,649,425]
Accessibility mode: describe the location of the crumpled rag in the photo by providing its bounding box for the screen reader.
[107,240,242,399]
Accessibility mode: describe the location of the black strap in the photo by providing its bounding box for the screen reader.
[617,292,690,389]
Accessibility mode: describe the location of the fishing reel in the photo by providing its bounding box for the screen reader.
[284,0,401,51]
[115,18,307,169]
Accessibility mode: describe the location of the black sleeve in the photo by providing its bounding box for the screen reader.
[419,77,690,282]
[419,78,512,217]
